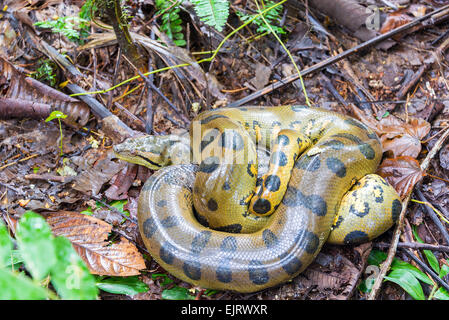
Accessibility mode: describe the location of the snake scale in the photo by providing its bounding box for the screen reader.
[114,105,401,292]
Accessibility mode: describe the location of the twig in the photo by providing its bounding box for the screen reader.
[375,242,449,254]
[368,125,449,299]
[0,154,39,171]
[415,190,449,245]
[226,4,449,108]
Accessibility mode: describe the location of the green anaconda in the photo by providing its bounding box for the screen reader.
[114,105,401,292]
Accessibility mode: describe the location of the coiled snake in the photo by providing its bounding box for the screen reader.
[114,105,401,293]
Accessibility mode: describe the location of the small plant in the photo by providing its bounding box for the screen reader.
[155,0,186,46]
[34,16,89,43]
[0,211,98,299]
[45,110,67,156]
[190,0,229,32]
[360,246,449,300]
[152,273,196,300]
[79,0,97,21]
[236,0,286,35]
[32,59,58,87]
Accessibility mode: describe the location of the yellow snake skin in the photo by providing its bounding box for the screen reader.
[114,105,401,292]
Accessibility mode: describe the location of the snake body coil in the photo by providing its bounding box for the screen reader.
[114,106,401,292]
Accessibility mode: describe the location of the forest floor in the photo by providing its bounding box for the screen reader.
[0,0,449,300]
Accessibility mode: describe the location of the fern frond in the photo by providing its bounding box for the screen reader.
[190,0,229,32]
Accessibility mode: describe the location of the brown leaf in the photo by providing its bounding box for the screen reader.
[380,10,413,34]
[0,57,89,127]
[377,156,426,199]
[350,106,430,158]
[380,118,431,158]
[46,211,146,276]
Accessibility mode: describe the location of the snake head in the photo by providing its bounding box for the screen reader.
[113,133,191,170]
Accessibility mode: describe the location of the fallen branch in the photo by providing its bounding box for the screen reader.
[226,4,449,108]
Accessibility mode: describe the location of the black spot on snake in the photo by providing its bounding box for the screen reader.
[367,132,379,141]
[276,134,290,146]
[199,156,220,173]
[200,114,229,124]
[159,242,176,265]
[332,215,344,229]
[194,211,210,228]
[305,194,327,216]
[191,231,212,254]
[142,217,157,239]
[183,260,201,280]
[248,260,269,285]
[200,129,220,152]
[344,118,368,131]
[326,157,347,178]
[216,259,232,283]
[160,216,179,228]
[207,198,218,211]
[279,252,303,275]
[297,230,320,254]
[359,143,376,160]
[262,229,278,249]
[222,181,231,190]
[373,185,384,203]
[220,236,237,252]
[332,132,362,144]
[349,202,370,218]
[392,199,401,223]
[215,224,243,233]
[219,130,244,151]
[343,231,369,245]
[321,139,344,150]
[271,151,288,167]
[283,187,327,216]
[295,154,320,172]
[246,163,256,177]
[252,198,272,215]
[156,200,167,207]
[264,175,281,192]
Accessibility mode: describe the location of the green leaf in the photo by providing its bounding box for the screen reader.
[162,286,195,300]
[152,273,173,286]
[174,39,187,46]
[391,260,434,286]
[3,250,24,269]
[190,0,229,32]
[15,211,57,280]
[96,276,148,296]
[49,236,98,300]
[368,250,433,286]
[434,287,449,300]
[384,269,425,300]
[0,220,13,268]
[412,226,440,274]
[0,268,50,300]
[45,110,67,122]
[367,249,388,266]
[439,261,449,278]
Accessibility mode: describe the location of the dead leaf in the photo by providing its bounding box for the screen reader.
[46,211,146,276]
[377,156,426,199]
[380,117,431,158]
[350,106,430,158]
[380,10,413,34]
